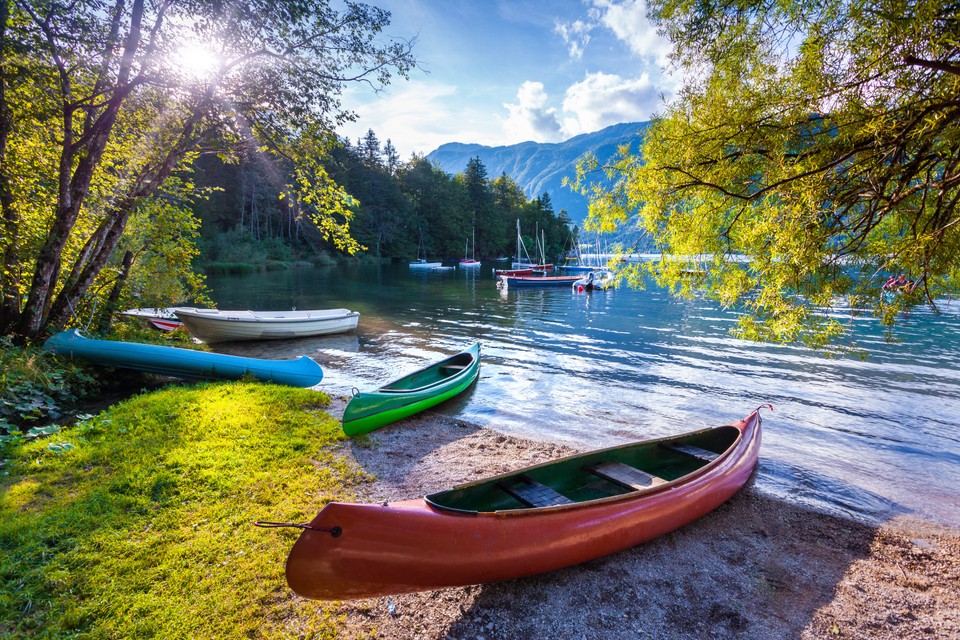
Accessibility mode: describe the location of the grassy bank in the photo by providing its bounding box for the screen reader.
[0,382,367,638]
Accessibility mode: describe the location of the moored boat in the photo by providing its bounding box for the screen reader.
[342,342,480,436]
[410,229,441,269]
[573,269,616,292]
[281,408,766,599]
[43,329,324,387]
[174,307,359,343]
[493,266,533,277]
[459,229,481,268]
[494,218,553,276]
[409,259,443,269]
[499,274,581,288]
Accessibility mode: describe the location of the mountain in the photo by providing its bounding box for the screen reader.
[425,121,650,225]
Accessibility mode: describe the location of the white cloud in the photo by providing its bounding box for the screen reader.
[554,17,595,60]
[556,1,673,66]
[560,71,660,136]
[339,81,506,158]
[591,0,672,65]
[502,81,563,142]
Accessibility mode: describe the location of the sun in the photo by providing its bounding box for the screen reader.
[171,41,221,81]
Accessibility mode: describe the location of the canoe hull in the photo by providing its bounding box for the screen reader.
[342,343,480,436]
[43,330,323,387]
[286,411,761,599]
[174,308,359,343]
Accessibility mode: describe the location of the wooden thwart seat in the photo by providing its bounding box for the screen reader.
[499,476,573,508]
[588,461,666,491]
[439,364,468,373]
[662,442,720,463]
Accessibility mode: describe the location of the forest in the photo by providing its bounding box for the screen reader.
[193,128,575,269]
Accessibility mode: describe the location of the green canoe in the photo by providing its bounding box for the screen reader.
[342,342,481,436]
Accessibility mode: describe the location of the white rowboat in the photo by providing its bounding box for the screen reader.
[174,308,360,343]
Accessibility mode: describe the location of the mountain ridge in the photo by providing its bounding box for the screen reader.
[425,121,649,224]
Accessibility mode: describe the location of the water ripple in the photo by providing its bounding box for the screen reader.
[207,265,960,527]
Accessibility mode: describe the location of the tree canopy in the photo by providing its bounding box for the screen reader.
[320,137,571,262]
[576,0,960,349]
[0,0,415,341]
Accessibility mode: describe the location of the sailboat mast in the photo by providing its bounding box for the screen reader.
[515,218,521,262]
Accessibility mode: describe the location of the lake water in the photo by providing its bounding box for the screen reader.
[207,264,960,527]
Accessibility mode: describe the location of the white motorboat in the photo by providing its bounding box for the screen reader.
[573,269,616,291]
[173,307,360,343]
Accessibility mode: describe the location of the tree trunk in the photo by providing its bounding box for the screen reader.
[96,249,134,333]
[44,104,208,335]
[44,199,136,333]
[0,0,21,332]
[16,0,146,339]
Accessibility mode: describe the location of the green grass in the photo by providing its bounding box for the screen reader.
[0,382,369,639]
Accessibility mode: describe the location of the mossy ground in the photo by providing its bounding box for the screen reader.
[0,382,369,638]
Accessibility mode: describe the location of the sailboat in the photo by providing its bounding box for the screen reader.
[459,228,480,268]
[559,230,595,274]
[493,219,553,276]
[409,229,442,269]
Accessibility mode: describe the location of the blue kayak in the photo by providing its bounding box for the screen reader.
[43,329,323,388]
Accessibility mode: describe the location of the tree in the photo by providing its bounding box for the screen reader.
[0,0,415,341]
[576,0,960,348]
[457,157,503,257]
[383,139,401,176]
[358,129,384,169]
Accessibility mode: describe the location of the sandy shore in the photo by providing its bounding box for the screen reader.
[299,398,960,640]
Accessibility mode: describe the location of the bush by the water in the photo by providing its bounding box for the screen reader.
[0,337,100,434]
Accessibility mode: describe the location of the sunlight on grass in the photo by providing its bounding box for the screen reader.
[0,382,367,638]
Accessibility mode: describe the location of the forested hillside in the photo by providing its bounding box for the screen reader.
[192,130,575,265]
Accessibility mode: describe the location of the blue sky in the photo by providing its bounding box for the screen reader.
[339,0,677,158]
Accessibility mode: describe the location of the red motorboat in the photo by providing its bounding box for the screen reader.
[280,408,766,600]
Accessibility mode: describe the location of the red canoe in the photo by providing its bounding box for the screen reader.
[283,409,765,600]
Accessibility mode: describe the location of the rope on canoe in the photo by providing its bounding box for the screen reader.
[253,521,342,537]
[754,403,774,426]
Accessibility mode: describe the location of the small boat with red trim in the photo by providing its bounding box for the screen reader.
[279,407,767,600]
[499,274,581,288]
[121,307,185,332]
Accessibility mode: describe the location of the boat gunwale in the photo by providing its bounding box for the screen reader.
[174,309,359,325]
[376,349,478,395]
[342,343,481,423]
[423,422,746,516]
